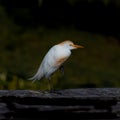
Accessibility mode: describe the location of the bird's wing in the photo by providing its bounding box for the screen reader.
[29,46,57,81]
[42,46,60,78]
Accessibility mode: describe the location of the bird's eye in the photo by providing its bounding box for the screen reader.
[69,44,73,46]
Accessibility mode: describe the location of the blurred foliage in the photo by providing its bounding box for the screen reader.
[0,25,120,89]
[0,0,120,36]
[0,2,120,90]
[67,0,120,5]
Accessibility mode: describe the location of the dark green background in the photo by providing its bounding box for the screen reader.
[0,0,120,90]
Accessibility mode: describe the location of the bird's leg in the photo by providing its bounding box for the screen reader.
[59,65,64,75]
[48,77,52,91]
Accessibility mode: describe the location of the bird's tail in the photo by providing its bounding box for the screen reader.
[28,69,44,83]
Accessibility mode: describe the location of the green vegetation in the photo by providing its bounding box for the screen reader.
[0,5,120,90]
[0,26,120,90]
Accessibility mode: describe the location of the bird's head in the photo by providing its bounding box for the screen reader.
[59,40,84,50]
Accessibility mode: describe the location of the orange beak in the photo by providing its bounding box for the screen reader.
[72,44,84,49]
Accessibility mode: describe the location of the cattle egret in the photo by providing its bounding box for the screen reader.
[29,40,84,89]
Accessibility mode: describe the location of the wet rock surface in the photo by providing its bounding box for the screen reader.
[0,88,120,119]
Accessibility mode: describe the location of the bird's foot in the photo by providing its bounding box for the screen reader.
[49,89,62,94]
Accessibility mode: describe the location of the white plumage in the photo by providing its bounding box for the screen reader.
[29,40,84,82]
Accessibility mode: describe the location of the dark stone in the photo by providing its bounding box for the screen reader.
[0,88,120,119]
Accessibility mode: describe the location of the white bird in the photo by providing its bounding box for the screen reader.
[29,40,84,88]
